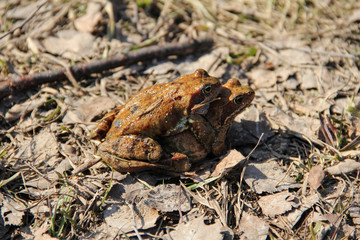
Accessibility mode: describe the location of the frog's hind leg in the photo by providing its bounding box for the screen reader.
[90,106,124,140]
[98,134,163,162]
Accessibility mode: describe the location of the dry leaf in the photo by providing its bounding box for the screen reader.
[33,222,58,240]
[144,62,177,75]
[5,2,41,19]
[326,159,360,175]
[1,194,25,226]
[5,96,48,122]
[230,106,274,146]
[14,129,59,167]
[279,49,313,65]
[238,212,269,240]
[300,68,318,89]
[244,160,301,194]
[163,216,226,240]
[308,165,325,190]
[143,184,192,212]
[63,96,115,123]
[42,30,95,60]
[246,69,277,88]
[309,212,339,225]
[211,149,246,177]
[283,78,298,90]
[277,194,319,229]
[266,107,320,140]
[74,2,102,33]
[103,203,159,233]
[176,47,229,77]
[258,191,300,218]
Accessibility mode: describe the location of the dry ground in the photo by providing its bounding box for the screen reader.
[1,0,360,239]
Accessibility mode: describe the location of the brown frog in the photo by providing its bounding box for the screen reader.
[90,69,222,172]
[162,78,255,162]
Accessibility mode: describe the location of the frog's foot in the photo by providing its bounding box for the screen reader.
[98,134,163,162]
[100,152,190,173]
[100,153,167,173]
[158,152,191,172]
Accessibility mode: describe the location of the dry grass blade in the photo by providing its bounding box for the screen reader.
[180,181,227,226]
[341,135,360,151]
[1,0,360,239]
[319,113,335,148]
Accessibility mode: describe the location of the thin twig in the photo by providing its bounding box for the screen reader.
[0,0,48,40]
[72,156,102,175]
[0,37,214,99]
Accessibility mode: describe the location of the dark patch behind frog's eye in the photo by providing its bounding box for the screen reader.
[201,84,212,94]
[233,95,244,105]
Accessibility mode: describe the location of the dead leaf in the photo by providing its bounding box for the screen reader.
[143,184,192,212]
[5,2,43,19]
[266,107,320,140]
[308,165,325,190]
[14,129,59,166]
[238,212,269,240]
[33,222,58,240]
[144,62,177,75]
[5,96,49,122]
[211,149,246,177]
[274,67,294,82]
[246,69,277,88]
[63,96,115,123]
[74,2,102,33]
[258,191,300,218]
[230,106,274,146]
[42,30,95,60]
[326,159,360,175]
[309,212,339,225]
[163,216,227,240]
[176,47,229,77]
[347,9,360,24]
[283,78,298,90]
[279,49,313,65]
[244,160,301,194]
[300,68,318,89]
[277,193,319,229]
[79,222,119,239]
[103,203,159,233]
[1,194,25,226]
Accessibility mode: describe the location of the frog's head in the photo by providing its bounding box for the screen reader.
[209,78,255,126]
[221,78,255,125]
[176,69,222,115]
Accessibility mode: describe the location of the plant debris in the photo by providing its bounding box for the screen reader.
[1,0,360,239]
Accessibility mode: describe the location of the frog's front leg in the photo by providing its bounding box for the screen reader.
[211,126,228,156]
[187,115,215,152]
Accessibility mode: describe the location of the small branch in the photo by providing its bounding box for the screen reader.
[0,37,214,99]
[0,0,48,40]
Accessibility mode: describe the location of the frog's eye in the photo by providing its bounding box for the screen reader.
[233,95,244,105]
[201,84,212,94]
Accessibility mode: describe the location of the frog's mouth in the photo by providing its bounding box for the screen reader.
[191,97,221,115]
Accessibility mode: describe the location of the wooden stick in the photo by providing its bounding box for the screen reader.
[0,37,213,99]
